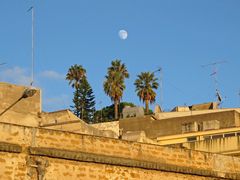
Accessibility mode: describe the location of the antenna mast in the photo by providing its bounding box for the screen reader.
[28,6,34,86]
[153,67,163,110]
[238,89,240,107]
[201,60,227,104]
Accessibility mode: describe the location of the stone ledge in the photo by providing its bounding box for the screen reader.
[0,142,22,153]
[29,147,240,179]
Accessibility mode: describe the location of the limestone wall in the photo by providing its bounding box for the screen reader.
[40,110,118,138]
[90,121,119,136]
[1,122,240,179]
[0,153,217,180]
[0,82,41,115]
[0,151,219,180]
[0,82,41,127]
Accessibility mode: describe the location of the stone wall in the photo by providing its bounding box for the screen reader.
[40,110,118,138]
[0,82,41,115]
[0,152,218,180]
[90,121,119,136]
[1,122,240,179]
[0,82,41,127]
[0,83,116,138]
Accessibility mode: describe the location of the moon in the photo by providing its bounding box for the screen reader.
[119,30,128,40]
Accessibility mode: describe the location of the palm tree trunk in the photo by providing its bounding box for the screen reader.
[114,100,118,119]
[145,100,149,115]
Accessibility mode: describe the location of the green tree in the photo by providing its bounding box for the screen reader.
[103,60,129,120]
[66,64,86,89]
[134,72,159,114]
[78,77,96,123]
[94,102,135,123]
[66,64,86,118]
[71,87,82,117]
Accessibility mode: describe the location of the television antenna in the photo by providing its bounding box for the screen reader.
[27,6,35,86]
[201,60,227,104]
[153,67,163,110]
[238,89,240,107]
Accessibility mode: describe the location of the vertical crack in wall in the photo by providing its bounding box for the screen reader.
[26,156,49,180]
[31,128,37,147]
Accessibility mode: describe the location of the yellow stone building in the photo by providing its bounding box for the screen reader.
[1,82,240,179]
[120,102,240,156]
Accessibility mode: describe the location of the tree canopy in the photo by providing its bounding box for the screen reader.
[66,64,95,122]
[66,64,86,89]
[94,102,135,123]
[103,60,129,119]
[134,72,159,114]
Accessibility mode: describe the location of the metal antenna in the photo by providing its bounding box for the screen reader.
[201,60,227,103]
[201,60,227,68]
[238,89,240,107]
[153,67,163,110]
[27,6,34,86]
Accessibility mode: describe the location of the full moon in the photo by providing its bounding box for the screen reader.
[119,30,128,40]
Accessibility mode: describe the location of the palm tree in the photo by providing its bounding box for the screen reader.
[66,64,86,89]
[134,72,159,114]
[66,64,86,117]
[103,60,129,119]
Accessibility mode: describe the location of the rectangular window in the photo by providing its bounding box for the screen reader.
[187,136,197,142]
[197,122,203,131]
[182,122,198,133]
[204,136,211,140]
[224,133,236,138]
[212,134,223,139]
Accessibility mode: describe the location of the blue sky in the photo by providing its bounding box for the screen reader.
[0,1,240,112]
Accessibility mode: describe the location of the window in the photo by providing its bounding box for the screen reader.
[212,134,223,139]
[197,122,203,131]
[204,136,211,140]
[187,136,197,142]
[224,133,235,138]
[182,122,198,133]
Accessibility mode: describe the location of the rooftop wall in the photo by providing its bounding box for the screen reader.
[0,82,41,127]
[90,121,119,136]
[0,82,41,115]
[120,110,240,138]
[40,110,117,138]
[155,108,240,120]
[1,122,240,179]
